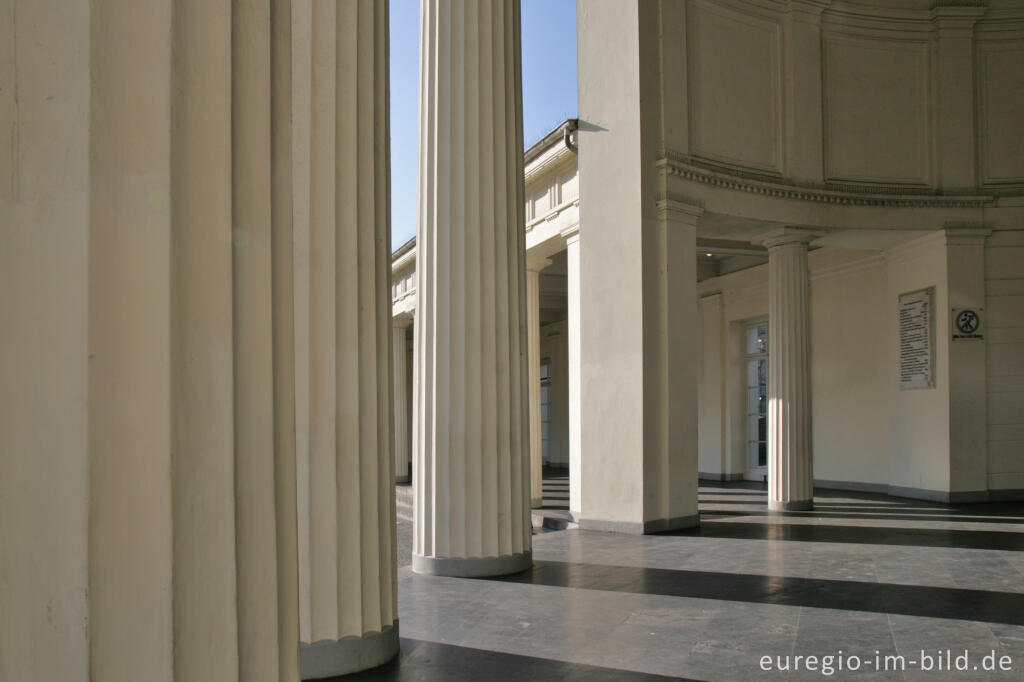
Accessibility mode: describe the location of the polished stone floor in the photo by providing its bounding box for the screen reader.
[357,481,1024,681]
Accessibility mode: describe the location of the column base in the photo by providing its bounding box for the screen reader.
[395,475,411,485]
[300,622,400,680]
[768,499,813,512]
[412,551,532,578]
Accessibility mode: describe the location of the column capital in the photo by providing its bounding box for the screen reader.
[753,227,823,250]
[655,198,703,227]
[560,223,580,244]
[943,224,992,246]
[526,254,553,273]
[393,312,414,329]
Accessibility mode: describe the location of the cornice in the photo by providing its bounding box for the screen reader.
[657,154,996,209]
[783,0,831,22]
[932,2,988,34]
[975,7,1024,34]
[526,197,579,233]
[392,241,417,270]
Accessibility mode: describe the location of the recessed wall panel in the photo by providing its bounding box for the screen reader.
[824,34,931,186]
[978,41,1024,187]
[687,0,783,175]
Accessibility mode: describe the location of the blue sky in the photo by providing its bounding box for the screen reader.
[389,0,578,249]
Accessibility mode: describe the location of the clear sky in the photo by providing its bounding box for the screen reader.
[389,0,578,249]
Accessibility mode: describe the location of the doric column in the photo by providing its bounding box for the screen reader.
[394,319,412,484]
[527,255,551,508]
[756,228,819,511]
[295,0,398,678]
[414,0,532,577]
[4,2,395,680]
[562,225,582,519]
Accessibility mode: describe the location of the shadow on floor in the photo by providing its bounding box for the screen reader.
[700,507,1024,525]
[335,637,694,681]
[479,559,1024,626]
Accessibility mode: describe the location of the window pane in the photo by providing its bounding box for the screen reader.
[746,324,767,354]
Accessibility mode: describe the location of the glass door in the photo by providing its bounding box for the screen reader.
[745,322,768,481]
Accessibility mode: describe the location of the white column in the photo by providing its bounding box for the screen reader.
[394,319,411,484]
[415,0,532,577]
[5,2,396,680]
[296,1,398,678]
[3,2,302,680]
[562,226,583,519]
[527,255,551,508]
[757,228,818,511]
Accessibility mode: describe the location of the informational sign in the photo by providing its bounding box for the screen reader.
[899,288,934,390]
[952,308,984,341]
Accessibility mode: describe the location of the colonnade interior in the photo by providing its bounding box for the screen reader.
[3,0,1024,680]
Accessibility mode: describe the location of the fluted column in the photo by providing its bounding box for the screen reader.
[394,319,412,484]
[295,0,398,678]
[757,228,818,511]
[527,256,551,508]
[414,0,532,577]
[23,1,304,680]
[5,2,397,680]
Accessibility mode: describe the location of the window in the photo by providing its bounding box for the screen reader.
[745,323,768,471]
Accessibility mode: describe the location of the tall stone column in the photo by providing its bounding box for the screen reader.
[757,228,818,511]
[295,0,398,678]
[414,0,532,577]
[394,319,412,484]
[4,1,396,680]
[527,255,551,508]
[562,226,583,520]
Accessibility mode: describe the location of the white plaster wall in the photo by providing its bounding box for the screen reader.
[985,229,1024,492]
[809,251,891,486]
[885,234,952,493]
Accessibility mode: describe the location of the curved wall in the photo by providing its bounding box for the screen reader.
[663,0,1024,195]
